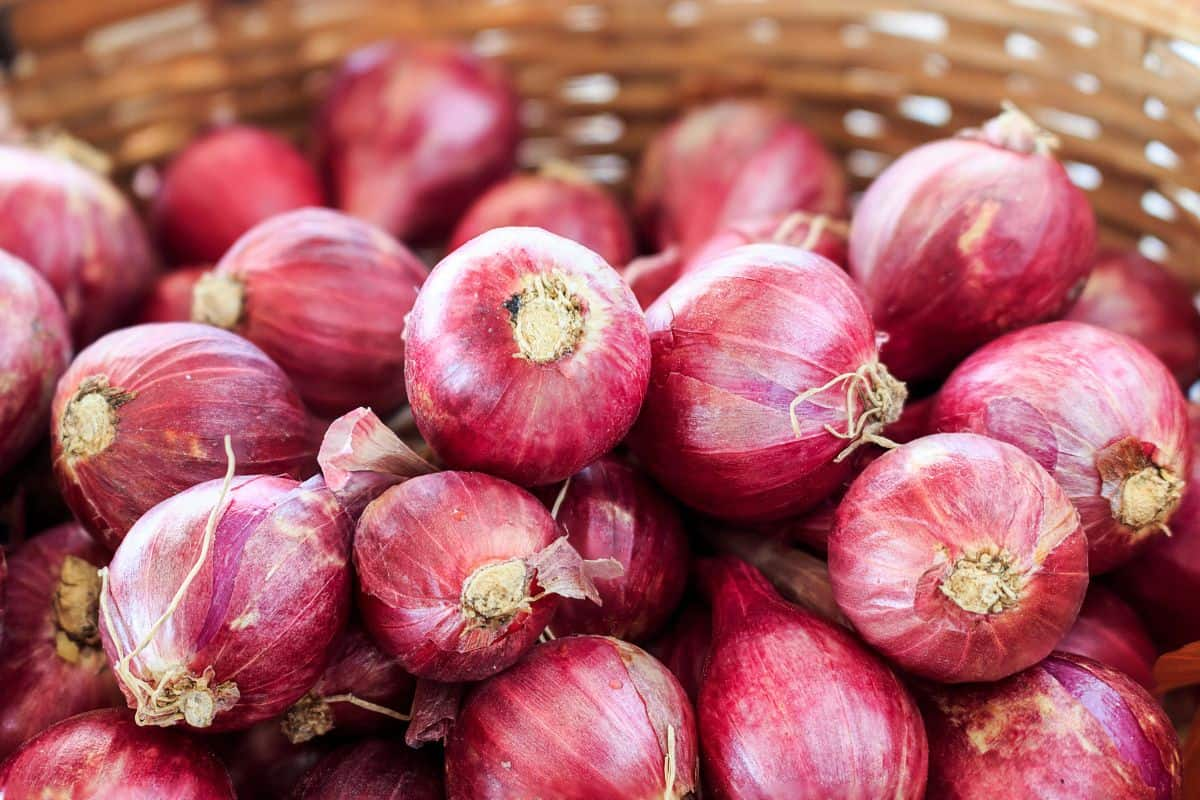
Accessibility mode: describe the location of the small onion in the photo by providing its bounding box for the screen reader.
[215,721,330,800]
[646,600,711,704]
[0,251,71,475]
[921,653,1181,798]
[829,433,1089,682]
[630,243,905,522]
[622,246,683,310]
[1057,584,1157,690]
[446,635,699,799]
[136,265,208,324]
[679,210,849,280]
[294,739,443,800]
[51,322,317,549]
[151,125,324,264]
[194,208,426,417]
[317,40,520,242]
[405,227,650,486]
[849,105,1096,381]
[698,557,928,799]
[931,321,1190,573]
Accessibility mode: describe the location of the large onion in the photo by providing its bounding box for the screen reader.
[679,210,849,280]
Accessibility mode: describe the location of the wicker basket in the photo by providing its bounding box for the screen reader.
[2,0,1200,280]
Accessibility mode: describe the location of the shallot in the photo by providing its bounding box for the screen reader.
[136,265,208,324]
[294,739,443,800]
[1056,584,1157,690]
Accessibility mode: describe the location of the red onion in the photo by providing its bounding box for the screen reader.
[921,653,1181,798]
[151,125,324,264]
[849,105,1096,381]
[629,243,905,522]
[634,99,847,253]
[646,600,711,704]
[450,164,635,267]
[317,40,520,242]
[698,557,927,798]
[829,433,1089,682]
[405,676,465,748]
[931,321,1190,573]
[541,455,688,640]
[622,247,683,310]
[679,210,849,280]
[0,251,71,475]
[0,523,120,759]
[0,144,157,343]
[98,466,352,732]
[216,721,330,800]
[294,739,443,800]
[0,709,234,798]
[1057,584,1157,690]
[405,227,650,486]
[136,265,208,324]
[446,635,699,799]
[1066,248,1200,386]
[51,322,317,550]
[195,208,426,417]
[354,471,619,682]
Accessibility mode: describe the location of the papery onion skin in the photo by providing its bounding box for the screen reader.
[698,557,927,799]
[0,145,157,344]
[646,600,711,704]
[0,522,121,759]
[152,125,324,265]
[679,211,849,280]
[446,635,699,800]
[634,99,847,253]
[51,322,317,550]
[830,433,1089,683]
[405,227,650,486]
[1066,249,1200,386]
[920,653,1181,799]
[622,247,683,310]
[317,40,520,242]
[0,709,234,798]
[931,321,1190,573]
[198,208,426,417]
[0,251,71,476]
[216,721,331,800]
[294,739,443,800]
[136,265,208,323]
[1056,584,1157,691]
[849,107,1096,381]
[99,474,352,732]
[629,243,903,522]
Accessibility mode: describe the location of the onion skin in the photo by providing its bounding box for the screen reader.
[51,322,317,550]
[216,721,330,800]
[294,739,443,800]
[0,709,234,798]
[635,99,847,253]
[849,107,1096,381]
[698,557,928,799]
[1057,585,1157,691]
[406,227,650,486]
[646,600,711,704]
[199,208,426,417]
[622,247,683,310]
[136,265,208,323]
[1066,249,1200,387]
[679,211,849,280]
[0,523,121,759]
[99,474,352,732]
[152,125,324,264]
[830,433,1088,683]
[317,40,519,242]
[921,653,1181,799]
[0,251,71,476]
[0,145,157,344]
[931,321,1190,573]
[630,243,903,522]
[446,635,700,800]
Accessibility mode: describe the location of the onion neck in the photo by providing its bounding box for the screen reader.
[59,376,132,461]
[281,691,334,744]
[135,666,240,728]
[192,272,245,330]
[961,102,1058,156]
[538,159,592,185]
[505,272,585,363]
[1118,465,1184,531]
[52,555,102,664]
[461,558,532,628]
[940,549,1021,615]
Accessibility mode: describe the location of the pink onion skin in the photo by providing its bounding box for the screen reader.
[849,111,1096,382]
[629,243,901,522]
[830,433,1088,683]
[317,40,519,242]
[544,455,688,640]
[930,321,1190,573]
[152,125,324,265]
[446,635,700,800]
[201,208,426,418]
[1066,249,1200,387]
[449,172,635,267]
[0,523,121,760]
[634,99,847,254]
[99,474,352,732]
[622,247,683,310]
[646,600,711,704]
[0,252,71,476]
[51,322,317,550]
[921,653,1181,799]
[1057,585,1157,691]
[216,721,330,800]
[0,709,234,799]
[698,557,928,799]
[0,145,157,344]
[679,211,849,280]
[406,227,650,486]
[136,265,208,323]
[294,739,443,800]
